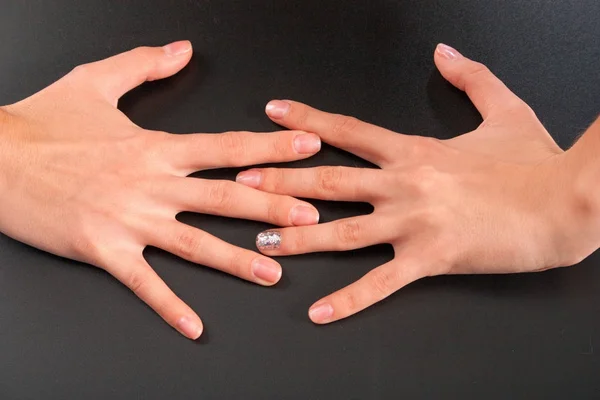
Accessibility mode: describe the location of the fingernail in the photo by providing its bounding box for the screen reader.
[290,205,320,226]
[436,43,462,60]
[163,40,192,56]
[265,100,290,119]
[293,133,321,154]
[309,303,334,323]
[251,258,282,284]
[256,230,281,250]
[236,170,261,188]
[176,316,203,340]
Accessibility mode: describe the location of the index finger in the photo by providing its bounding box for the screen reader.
[264,100,409,167]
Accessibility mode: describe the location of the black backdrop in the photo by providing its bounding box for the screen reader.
[1,1,599,399]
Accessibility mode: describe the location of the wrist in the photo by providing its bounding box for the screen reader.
[0,106,18,194]
[551,125,600,265]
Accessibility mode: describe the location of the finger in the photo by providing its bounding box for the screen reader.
[164,130,321,173]
[167,177,320,226]
[147,221,283,286]
[255,215,395,255]
[433,43,527,119]
[236,166,386,202]
[105,256,203,340]
[264,100,408,167]
[308,259,422,324]
[74,41,193,105]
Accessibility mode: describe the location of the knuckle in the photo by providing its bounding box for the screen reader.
[269,134,291,159]
[334,219,362,246]
[410,136,442,159]
[291,230,308,252]
[125,270,147,295]
[259,168,279,192]
[226,249,245,277]
[463,62,491,85]
[70,63,91,79]
[218,132,248,165]
[369,269,397,297]
[294,105,310,127]
[332,115,360,136]
[339,291,358,312]
[206,181,235,210]
[174,230,204,260]
[266,197,284,224]
[461,64,492,95]
[317,166,345,193]
[130,46,156,70]
[411,165,441,195]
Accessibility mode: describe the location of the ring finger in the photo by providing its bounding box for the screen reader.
[147,220,283,286]
[255,214,396,255]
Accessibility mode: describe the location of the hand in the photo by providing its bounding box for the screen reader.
[236,44,600,324]
[0,41,321,339]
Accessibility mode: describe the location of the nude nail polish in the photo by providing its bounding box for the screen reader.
[251,258,282,283]
[293,134,321,154]
[309,303,334,323]
[163,40,192,56]
[290,205,320,225]
[176,316,203,339]
[265,100,290,119]
[236,170,262,188]
[436,43,462,60]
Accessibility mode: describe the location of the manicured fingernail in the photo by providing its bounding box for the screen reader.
[309,303,334,323]
[236,170,262,188]
[163,40,192,56]
[265,100,290,119]
[436,43,461,60]
[293,133,321,154]
[290,205,320,226]
[256,230,281,250]
[251,258,282,284]
[176,316,203,340]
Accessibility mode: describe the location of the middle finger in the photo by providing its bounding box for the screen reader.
[166,177,320,227]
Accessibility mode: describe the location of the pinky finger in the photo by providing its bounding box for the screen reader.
[106,256,203,340]
[308,259,422,324]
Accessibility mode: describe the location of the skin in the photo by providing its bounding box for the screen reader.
[237,44,600,325]
[0,40,322,339]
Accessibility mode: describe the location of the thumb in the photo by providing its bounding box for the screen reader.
[73,41,193,105]
[433,43,523,119]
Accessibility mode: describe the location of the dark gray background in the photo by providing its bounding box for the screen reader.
[1,1,599,399]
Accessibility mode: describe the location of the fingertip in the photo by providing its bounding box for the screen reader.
[308,302,334,324]
[236,169,262,188]
[176,315,204,340]
[290,204,320,226]
[293,133,321,154]
[265,100,291,119]
[434,43,462,61]
[251,257,282,285]
[162,40,193,57]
